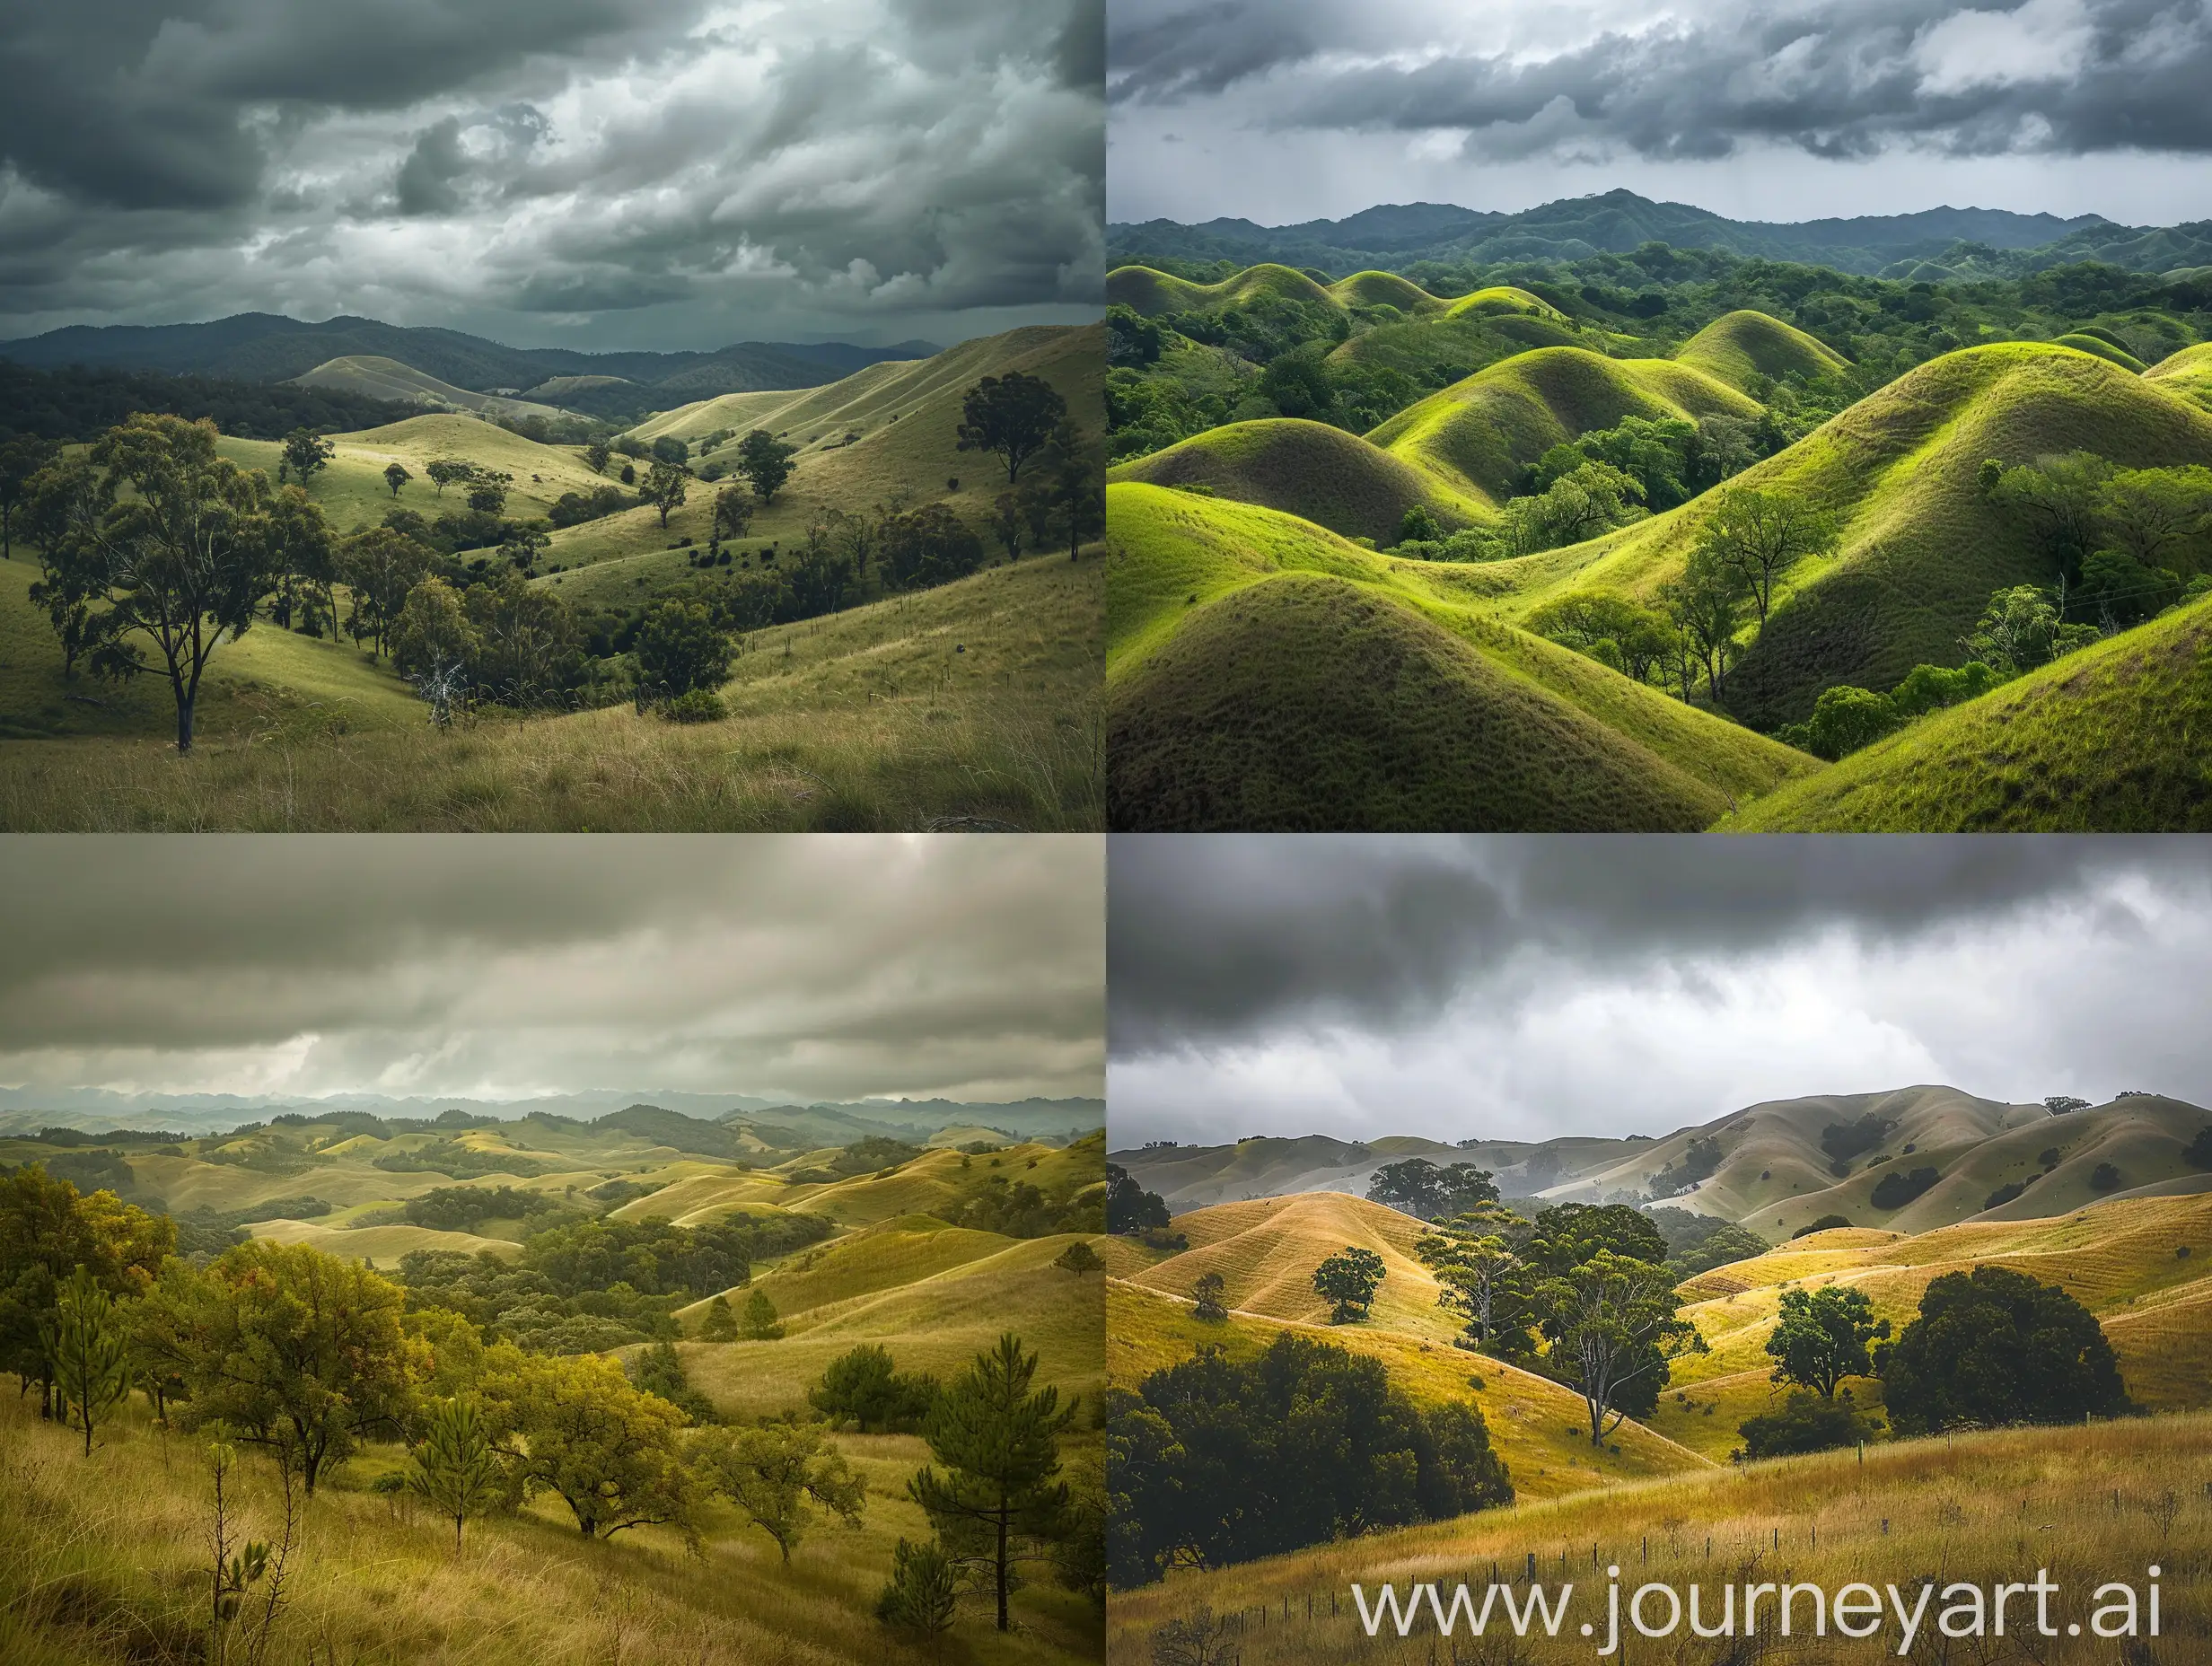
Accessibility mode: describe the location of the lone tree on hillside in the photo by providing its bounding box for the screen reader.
[739,1287,785,1339]
[382,460,412,496]
[710,483,754,550]
[908,1333,1074,1632]
[736,429,798,504]
[1766,1285,1889,1399]
[407,1398,509,1551]
[642,458,690,527]
[1105,1164,1170,1234]
[1693,488,1837,627]
[1312,1246,1387,1323]
[1880,1265,2129,1434]
[279,426,335,487]
[1536,1250,1705,1446]
[40,1264,134,1456]
[697,1422,865,1564]
[956,372,1067,483]
[810,1343,938,1433]
[425,458,472,497]
[1190,1270,1228,1321]
[698,1295,739,1340]
[22,414,312,752]
[477,1346,697,1541]
[633,598,733,704]
[465,470,512,516]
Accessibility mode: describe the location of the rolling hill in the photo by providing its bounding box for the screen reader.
[287,355,575,424]
[1105,481,1816,830]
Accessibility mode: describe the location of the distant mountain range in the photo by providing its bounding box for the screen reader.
[1108,189,2212,281]
[0,313,940,422]
[0,1087,1102,1144]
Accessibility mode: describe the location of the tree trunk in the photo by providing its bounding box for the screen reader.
[996,1506,1010,1630]
[175,686,197,755]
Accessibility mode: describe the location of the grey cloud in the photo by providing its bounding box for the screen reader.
[0,836,1105,1103]
[1110,835,2212,1054]
[1110,0,2212,164]
[394,117,468,215]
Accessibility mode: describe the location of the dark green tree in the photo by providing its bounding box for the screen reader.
[956,372,1068,483]
[382,460,412,497]
[739,1287,785,1340]
[642,458,690,527]
[1190,1271,1228,1321]
[0,433,58,558]
[633,599,733,701]
[40,1263,134,1456]
[736,430,798,504]
[810,1343,937,1433]
[1880,1265,2129,1434]
[407,1397,510,1551]
[279,427,334,486]
[878,1538,958,1635]
[908,1333,1074,1631]
[698,1295,739,1341]
[1766,1285,1889,1399]
[1105,1165,1170,1234]
[1312,1246,1386,1323]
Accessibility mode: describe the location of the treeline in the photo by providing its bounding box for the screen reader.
[0,360,416,443]
[0,1161,1101,1644]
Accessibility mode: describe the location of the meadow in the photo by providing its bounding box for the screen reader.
[1104,246,2212,830]
[0,325,1104,829]
[0,1109,1108,1664]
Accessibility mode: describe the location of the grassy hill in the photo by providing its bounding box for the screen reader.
[1109,419,1479,545]
[1674,309,1851,392]
[1367,347,1762,510]
[1726,588,2212,829]
[1105,481,1814,830]
[288,356,575,424]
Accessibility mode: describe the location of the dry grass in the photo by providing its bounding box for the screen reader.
[0,1396,1099,1666]
[1107,1412,2212,1665]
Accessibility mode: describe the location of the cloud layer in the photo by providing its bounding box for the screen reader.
[0,835,1104,1104]
[1110,836,2212,1147]
[0,0,1103,347]
[1107,0,2212,225]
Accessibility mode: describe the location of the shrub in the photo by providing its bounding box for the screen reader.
[1739,1390,1878,1460]
[1792,1214,1854,1239]
[1984,1181,2026,1210]
[2090,1162,2123,1192]
[1882,1265,2130,1434]
[1870,1166,1939,1210]
[662,688,726,723]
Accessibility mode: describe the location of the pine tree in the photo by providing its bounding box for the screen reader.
[877,1537,958,1635]
[698,1295,739,1341]
[908,1333,1074,1631]
[40,1263,133,1456]
[407,1399,507,1551]
[739,1287,785,1340]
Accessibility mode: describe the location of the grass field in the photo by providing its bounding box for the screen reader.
[288,355,576,425]
[0,550,1102,829]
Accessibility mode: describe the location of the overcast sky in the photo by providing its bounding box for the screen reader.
[1107,0,2212,227]
[0,836,1103,1105]
[0,0,1102,350]
[1110,836,2212,1149]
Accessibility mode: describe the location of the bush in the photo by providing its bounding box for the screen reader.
[2090,1162,2123,1192]
[661,688,726,723]
[1870,1166,1940,1210]
[1983,1180,2026,1210]
[1882,1265,2130,1434]
[1791,1214,1854,1239]
[1739,1390,1878,1459]
[1784,685,1903,760]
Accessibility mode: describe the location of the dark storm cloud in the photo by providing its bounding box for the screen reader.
[1108,0,2212,162]
[0,837,1104,1102]
[0,0,1102,346]
[1109,837,2212,1146]
[1110,836,2212,1051]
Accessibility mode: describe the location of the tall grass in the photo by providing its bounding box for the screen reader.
[0,1395,1101,1666]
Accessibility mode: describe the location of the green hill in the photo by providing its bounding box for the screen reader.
[2054,332,2148,373]
[1105,481,1815,830]
[1503,340,2212,728]
[288,355,575,424]
[1324,270,1446,314]
[2144,339,2212,408]
[1674,309,1850,392]
[1106,417,1479,543]
[1726,589,2212,829]
[1366,346,1761,509]
[1105,262,1339,317]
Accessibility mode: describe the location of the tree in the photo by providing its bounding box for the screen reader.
[23,416,302,751]
[279,427,334,487]
[390,575,479,714]
[956,372,1068,483]
[1986,452,2115,581]
[1766,1285,1889,1399]
[39,1264,134,1456]
[881,504,985,590]
[465,472,512,516]
[739,1287,786,1340]
[1662,543,1750,706]
[878,1538,958,1635]
[633,599,733,703]
[1880,1265,2129,1434]
[1792,684,1903,759]
[477,1345,696,1540]
[0,433,58,558]
[909,1333,1074,1631]
[1052,1241,1104,1274]
[1692,488,1838,626]
[1312,1246,1386,1323]
[426,458,472,497]
[2097,466,2212,571]
[1534,1250,1705,1446]
[463,571,578,708]
[988,493,1025,561]
[1366,1159,1498,1222]
[629,1338,716,1423]
[1525,589,1679,686]
[650,435,689,468]
[1416,1213,1524,1349]
[136,1242,418,1493]
[810,1344,938,1433]
[697,1421,865,1564]
[0,1166,172,1419]
[1040,420,1106,560]
[2045,1095,2094,1116]
[1739,1390,1878,1460]
[382,460,412,497]
[1106,1165,1171,1234]
[337,527,431,662]
[698,1295,739,1341]
[642,458,690,527]
[711,484,754,547]
[407,1398,510,1551]
[1190,1271,1228,1321]
[737,430,798,504]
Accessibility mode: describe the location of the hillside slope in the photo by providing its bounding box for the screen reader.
[289,355,572,424]
[1106,481,1815,830]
